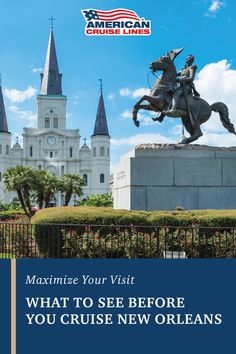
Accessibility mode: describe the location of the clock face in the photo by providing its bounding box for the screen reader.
[47,136,56,145]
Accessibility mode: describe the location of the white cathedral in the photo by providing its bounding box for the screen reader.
[0,28,110,205]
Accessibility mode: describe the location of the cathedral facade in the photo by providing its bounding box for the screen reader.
[0,29,110,205]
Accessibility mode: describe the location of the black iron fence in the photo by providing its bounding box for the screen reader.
[0,223,235,259]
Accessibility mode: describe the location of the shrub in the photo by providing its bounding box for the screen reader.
[0,210,25,221]
[31,207,236,258]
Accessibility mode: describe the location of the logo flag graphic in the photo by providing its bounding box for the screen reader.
[83,9,140,21]
[81,8,151,36]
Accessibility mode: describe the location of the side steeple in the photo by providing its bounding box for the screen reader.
[0,77,9,133]
[92,79,109,136]
[40,26,62,95]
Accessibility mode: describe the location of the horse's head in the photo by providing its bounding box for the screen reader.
[149,55,172,73]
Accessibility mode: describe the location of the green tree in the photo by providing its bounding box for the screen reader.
[60,174,84,206]
[3,166,35,218]
[32,170,60,209]
[77,193,113,207]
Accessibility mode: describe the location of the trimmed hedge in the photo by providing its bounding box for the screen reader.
[31,207,236,258]
[0,210,25,221]
[32,206,236,227]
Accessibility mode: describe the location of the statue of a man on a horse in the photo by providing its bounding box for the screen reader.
[132,48,236,144]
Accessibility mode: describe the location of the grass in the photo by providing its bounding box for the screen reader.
[0,252,14,259]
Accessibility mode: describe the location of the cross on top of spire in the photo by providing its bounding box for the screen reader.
[49,15,56,29]
[98,78,103,93]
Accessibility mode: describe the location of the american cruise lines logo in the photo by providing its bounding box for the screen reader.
[81,8,151,36]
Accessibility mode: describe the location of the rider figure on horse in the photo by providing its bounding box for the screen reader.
[164,54,200,117]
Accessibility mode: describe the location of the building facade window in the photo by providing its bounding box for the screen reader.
[69,147,73,158]
[0,172,1,181]
[100,173,105,183]
[93,147,96,157]
[0,144,2,154]
[45,117,50,128]
[107,147,110,157]
[30,146,33,157]
[61,166,65,176]
[50,151,53,158]
[100,146,105,157]
[38,165,42,170]
[6,145,9,155]
[83,173,88,186]
[53,117,58,128]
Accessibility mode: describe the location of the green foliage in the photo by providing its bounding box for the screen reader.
[0,223,38,258]
[3,166,84,216]
[32,170,60,208]
[59,174,84,206]
[0,210,25,220]
[0,199,22,211]
[31,207,236,258]
[3,166,35,218]
[0,253,14,259]
[77,194,113,207]
[32,207,236,228]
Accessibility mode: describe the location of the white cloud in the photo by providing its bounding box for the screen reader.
[111,133,175,147]
[195,59,236,138]
[108,94,115,101]
[205,0,224,16]
[198,132,236,147]
[4,86,37,103]
[32,67,43,73]
[120,87,132,97]
[8,106,37,126]
[120,87,149,99]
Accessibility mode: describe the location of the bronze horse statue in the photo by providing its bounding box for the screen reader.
[132,49,236,144]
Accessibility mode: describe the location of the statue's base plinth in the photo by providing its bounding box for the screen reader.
[113,144,236,210]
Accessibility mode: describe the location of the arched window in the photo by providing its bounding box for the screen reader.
[6,145,9,155]
[107,148,110,157]
[100,173,105,183]
[93,147,96,157]
[49,70,55,87]
[83,174,88,186]
[30,146,33,157]
[0,172,1,181]
[0,144,2,154]
[100,146,105,157]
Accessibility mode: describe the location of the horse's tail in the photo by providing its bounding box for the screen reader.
[211,102,236,134]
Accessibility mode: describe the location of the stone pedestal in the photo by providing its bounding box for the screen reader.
[113,144,236,211]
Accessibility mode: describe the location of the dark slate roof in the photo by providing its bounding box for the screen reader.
[92,93,109,136]
[0,84,9,133]
[41,29,62,95]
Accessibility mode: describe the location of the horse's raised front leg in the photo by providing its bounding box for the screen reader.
[132,95,162,127]
[132,95,148,125]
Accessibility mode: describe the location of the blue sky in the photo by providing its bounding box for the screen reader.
[0,0,236,169]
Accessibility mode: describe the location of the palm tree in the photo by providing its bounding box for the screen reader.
[60,174,84,206]
[32,170,60,208]
[3,166,35,218]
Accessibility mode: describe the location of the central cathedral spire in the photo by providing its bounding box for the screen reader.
[40,27,62,95]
